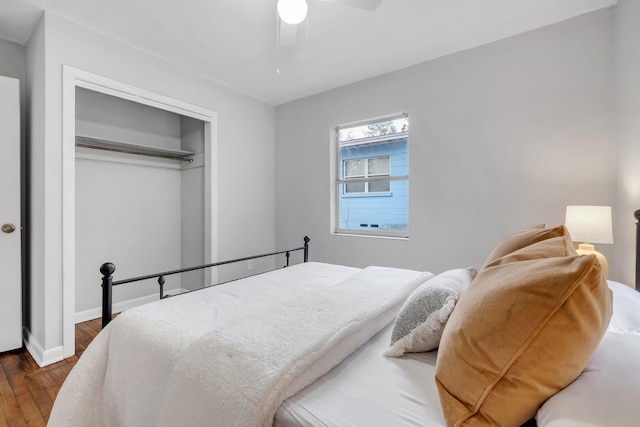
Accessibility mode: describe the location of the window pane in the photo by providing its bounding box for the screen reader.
[368,180,390,192]
[339,117,409,142]
[368,157,389,175]
[338,180,408,232]
[345,159,364,177]
[345,182,365,193]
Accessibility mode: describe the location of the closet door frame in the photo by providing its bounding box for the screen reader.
[61,66,218,358]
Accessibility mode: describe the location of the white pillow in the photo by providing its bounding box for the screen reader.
[383,267,477,357]
[537,332,640,427]
[607,280,640,335]
[537,281,640,427]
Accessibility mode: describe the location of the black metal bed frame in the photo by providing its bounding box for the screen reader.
[100,236,310,328]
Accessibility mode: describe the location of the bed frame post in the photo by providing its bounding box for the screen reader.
[635,210,640,291]
[303,236,310,262]
[158,275,166,299]
[101,262,116,328]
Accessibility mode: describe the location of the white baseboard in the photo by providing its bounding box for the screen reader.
[74,288,187,324]
[23,327,64,367]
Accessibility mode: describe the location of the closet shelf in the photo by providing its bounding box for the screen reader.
[75,135,194,162]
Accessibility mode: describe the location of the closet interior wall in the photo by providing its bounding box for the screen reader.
[74,87,205,321]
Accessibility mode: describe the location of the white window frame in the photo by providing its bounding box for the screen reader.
[334,114,409,238]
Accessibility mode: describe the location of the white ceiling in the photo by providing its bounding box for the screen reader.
[0,0,617,105]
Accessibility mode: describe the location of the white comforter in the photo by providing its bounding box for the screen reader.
[48,262,432,427]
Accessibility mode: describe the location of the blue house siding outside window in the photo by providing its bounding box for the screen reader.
[339,138,408,232]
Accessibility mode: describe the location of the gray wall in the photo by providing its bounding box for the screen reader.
[275,10,617,277]
[614,0,640,287]
[25,13,47,350]
[181,116,206,291]
[26,12,276,357]
[0,39,24,75]
[0,39,25,103]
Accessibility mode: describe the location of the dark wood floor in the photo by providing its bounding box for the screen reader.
[0,318,102,427]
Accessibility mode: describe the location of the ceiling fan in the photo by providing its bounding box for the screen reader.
[277,0,383,48]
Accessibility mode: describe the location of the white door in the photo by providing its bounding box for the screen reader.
[0,76,22,352]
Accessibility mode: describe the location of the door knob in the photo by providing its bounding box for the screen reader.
[2,224,16,233]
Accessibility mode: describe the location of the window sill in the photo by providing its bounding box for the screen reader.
[333,229,409,239]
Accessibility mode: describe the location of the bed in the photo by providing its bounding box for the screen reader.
[48,214,640,427]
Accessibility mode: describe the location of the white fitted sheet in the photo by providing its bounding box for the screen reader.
[275,323,446,427]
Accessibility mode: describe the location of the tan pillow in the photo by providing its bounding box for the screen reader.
[484,235,576,268]
[482,224,570,268]
[435,245,612,426]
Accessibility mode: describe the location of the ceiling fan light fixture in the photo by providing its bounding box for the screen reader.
[277,0,308,25]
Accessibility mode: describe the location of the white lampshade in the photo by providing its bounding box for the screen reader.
[277,0,308,24]
[564,206,614,244]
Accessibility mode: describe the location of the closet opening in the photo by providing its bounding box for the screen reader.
[62,67,218,359]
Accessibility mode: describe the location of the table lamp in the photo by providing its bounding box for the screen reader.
[564,205,614,277]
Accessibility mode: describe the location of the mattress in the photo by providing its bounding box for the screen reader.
[275,323,447,427]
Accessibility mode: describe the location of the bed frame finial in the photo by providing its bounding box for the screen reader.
[100,262,115,277]
[304,236,311,263]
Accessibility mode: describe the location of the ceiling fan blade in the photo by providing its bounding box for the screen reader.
[316,0,382,11]
[278,20,298,48]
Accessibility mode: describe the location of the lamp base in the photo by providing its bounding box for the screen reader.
[576,243,609,278]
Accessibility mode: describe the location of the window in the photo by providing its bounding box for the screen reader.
[335,115,409,237]
[344,157,390,194]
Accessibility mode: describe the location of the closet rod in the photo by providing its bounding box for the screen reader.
[76,143,194,162]
[75,136,194,162]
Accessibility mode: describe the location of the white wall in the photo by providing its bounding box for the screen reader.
[25,12,276,363]
[614,0,640,288]
[275,10,616,277]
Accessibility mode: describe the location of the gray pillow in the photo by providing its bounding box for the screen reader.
[383,267,477,357]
